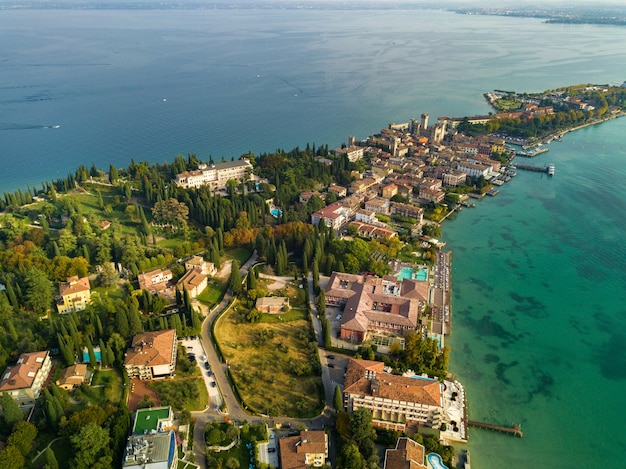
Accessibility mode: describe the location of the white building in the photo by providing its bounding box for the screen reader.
[174,159,252,190]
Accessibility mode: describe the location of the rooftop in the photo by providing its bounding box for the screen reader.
[124,330,176,367]
[133,406,173,435]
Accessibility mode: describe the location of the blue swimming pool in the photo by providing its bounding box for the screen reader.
[397,267,428,281]
[415,268,428,281]
[427,453,448,469]
[270,208,282,217]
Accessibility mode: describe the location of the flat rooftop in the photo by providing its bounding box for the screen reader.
[133,407,172,435]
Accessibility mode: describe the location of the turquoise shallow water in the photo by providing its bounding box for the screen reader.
[444,118,626,468]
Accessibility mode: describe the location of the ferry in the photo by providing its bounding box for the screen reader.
[548,164,555,176]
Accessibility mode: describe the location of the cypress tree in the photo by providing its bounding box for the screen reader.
[333,385,343,411]
[5,283,18,310]
[116,308,130,339]
[86,337,97,367]
[57,334,74,367]
[44,446,59,469]
[99,338,109,367]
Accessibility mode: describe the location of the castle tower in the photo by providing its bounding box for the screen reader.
[348,135,355,147]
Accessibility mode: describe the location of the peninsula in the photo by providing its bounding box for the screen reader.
[0,83,622,469]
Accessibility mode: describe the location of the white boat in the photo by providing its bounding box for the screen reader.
[548,164,555,176]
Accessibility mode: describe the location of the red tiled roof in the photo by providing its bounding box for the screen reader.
[344,358,441,407]
[58,276,90,297]
[124,330,176,367]
[0,351,49,391]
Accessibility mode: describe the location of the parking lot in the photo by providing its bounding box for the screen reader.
[257,430,279,467]
[179,337,223,409]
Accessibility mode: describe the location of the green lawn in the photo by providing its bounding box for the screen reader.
[225,247,253,265]
[259,309,307,323]
[197,279,227,309]
[83,368,124,405]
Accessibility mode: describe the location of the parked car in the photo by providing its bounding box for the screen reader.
[268,448,276,453]
[327,354,335,359]
[328,363,335,368]
[211,381,217,387]
[204,362,210,370]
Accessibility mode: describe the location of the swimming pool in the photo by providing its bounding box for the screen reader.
[270,208,282,217]
[396,267,428,281]
[415,268,427,281]
[427,453,448,469]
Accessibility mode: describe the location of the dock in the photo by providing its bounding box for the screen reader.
[515,147,549,157]
[513,164,551,174]
[468,420,524,438]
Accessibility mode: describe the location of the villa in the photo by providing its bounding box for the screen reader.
[124,329,177,380]
[57,275,91,314]
[279,431,328,469]
[174,159,252,191]
[0,351,52,407]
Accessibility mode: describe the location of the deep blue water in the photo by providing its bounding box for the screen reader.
[2,7,626,467]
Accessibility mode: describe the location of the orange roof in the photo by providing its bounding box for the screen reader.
[58,276,90,297]
[124,330,176,367]
[384,437,427,469]
[0,351,49,391]
[279,431,327,469]
[344,358,441,407]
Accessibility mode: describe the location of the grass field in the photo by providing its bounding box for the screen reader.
[225,247,253,265]
[197,279,227,309]
[215,307,322,417]
[85,368,125,405]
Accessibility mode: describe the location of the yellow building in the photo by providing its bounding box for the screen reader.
[57,276,91,314]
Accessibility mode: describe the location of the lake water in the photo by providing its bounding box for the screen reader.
[2,6,626,467]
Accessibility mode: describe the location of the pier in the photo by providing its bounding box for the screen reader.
[468,420,524,438]
[512,164,551,174]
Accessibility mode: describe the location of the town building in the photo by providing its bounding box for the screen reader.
[334,145,364,162]
[0,351,52,407]
[343,359,443,432]
[184,255,216,277]
[390,202,424,223]
[381,183,398,199]
[418,188,445,204]
[255,297,290,313]
[311,203,350,230]
[279,431,328,469]
[442,170,467,187]
[132,406,175,435]
[57,275,91,314]
[174,159,252,190]
[122,431,177,469]
[354,209,377,224]
[176,268,208,299]
[138,269,174,296]
[383,437,427,469]
[56,364,88,390]
[325,272,428,343]
[365,197,391,216]
[349,222,397,240]
[327,184,347,198]
[124,329,177,380]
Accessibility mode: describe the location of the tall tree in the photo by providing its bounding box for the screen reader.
[23,267,54,315]
[333,385,343,411]
[0,393,24,430]
[229,260,242,295]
